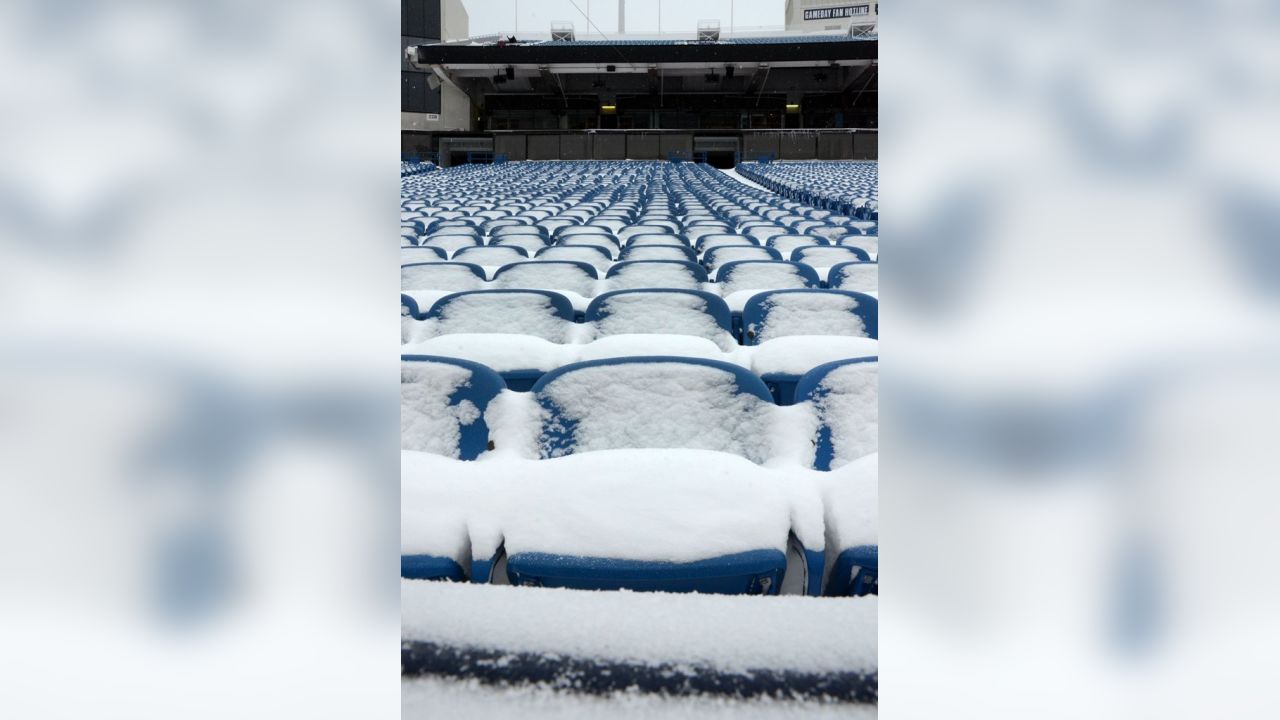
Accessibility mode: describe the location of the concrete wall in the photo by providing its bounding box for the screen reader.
[779,133,817,159]
[494,134,527,161]
[626,134,660,159]
[593,134,626,159]
[659,134,693,160]
[817,132,854,159]
[853,131,878,160]
[527,134,560,160]
[441,0,469,42]
[560,134,589,160]
[742,133,780,161]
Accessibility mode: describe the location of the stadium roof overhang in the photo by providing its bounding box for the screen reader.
[410,38,876,72]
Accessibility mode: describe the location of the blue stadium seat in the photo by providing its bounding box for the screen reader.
[491,234,551,255]
[741,289,878,344]
[453,245,531,267]
[826,261,878,292]
[605,260,709,291]
[400,354,506,461]
[491,260,599,297]
[694,233,758,254]
[400,262,488,291]
[510,356,817,595]
[619,245,699,263]
[702,244,784,272]
[715,260,823,290]
[400,293,423,320]
[585,289,733,342]
[767,235,830,256]
[793,357,878,471]
[624,233,690,247]
[400,246,448,262]
[400,355,507,581]
[789,245,872,266]
[424,288,576,342]
[794,359,879,596]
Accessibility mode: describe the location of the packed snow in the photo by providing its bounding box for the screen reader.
[814,361,879,468]
[400,360,476,459]
[752,293,869,342]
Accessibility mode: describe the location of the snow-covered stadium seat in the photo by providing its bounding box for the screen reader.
[702,245,783,272]
[401,262,488,292]
[789,245,872,267]
[795,360,878,596]
[741,289,878,344]
[453,245,531,267]
[604,260,708,291]
[827,261,878,293]
[585,289,734,347]
[491,260,599,297]
[422,289,576,342]
[618,244,699,264]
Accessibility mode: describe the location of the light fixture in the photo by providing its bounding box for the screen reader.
[785,103,800,112]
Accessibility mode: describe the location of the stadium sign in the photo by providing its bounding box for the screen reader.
[804,5,870,21]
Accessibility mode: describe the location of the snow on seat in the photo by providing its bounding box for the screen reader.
[400,355,506,581]
[452,245,530,268]
[558,235,621,256]
[604,260,708,291]
[742,289,878,345]
[421,234,481,257]
[585,289,735,349]
[702,245,783,273]
[618,245,698,263]
[767,235,830,256]
[401,354,506,461]
[625,234,689,248]
[694,233,758,254]
[421,289,576,344]
[400,246,448,263]
[400,262,488,292]
[716,260,821,294]
[491,234,550,255]
[748,336,881,405]
[795,359,877,595]
[790,245,872,269]
[532,356,774,462]
[403,449,827,596]
[491,260,599,298]
[827,261,878,293]
[535,244,614,271]
[816,453,877,597]
[794,357,878,471]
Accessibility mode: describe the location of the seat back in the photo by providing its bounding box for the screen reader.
[532,357,774,462]
[401,355,506,460]
[827,261,878,293]
[585,289,732,342]
[400,262,488,291]
[741,289,878,344]
[794,357,878,470]
[605,260,708,291]
[790,245,871,266]
[491,260,599,296]
[716,260,822,293]
[425,289,575,342]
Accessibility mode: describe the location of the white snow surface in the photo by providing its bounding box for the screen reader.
[821,453,879,551]
[750,336,881,377]
[536,363,773,463]
[589,292,734,349]
[425,293,573,343]
[834,263,878,293]
[815,361,879,468]
[607,263,702,291]
[491,263,598,297]
[753,293,869,342]
[404,677,878,719]
[719,167,772,193]
[402,448,829,562]
[401,263,485,292]
[400,360,475,458]
[401,580,877,674]
[718,263,808,295]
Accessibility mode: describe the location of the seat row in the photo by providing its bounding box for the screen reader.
[401,258,877,299]
[403,282,874,343]
[401,354,877,596]
[735,161,879,219]
[401,241,876,276]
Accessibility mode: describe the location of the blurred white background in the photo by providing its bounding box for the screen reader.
[1,0,1278,717]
